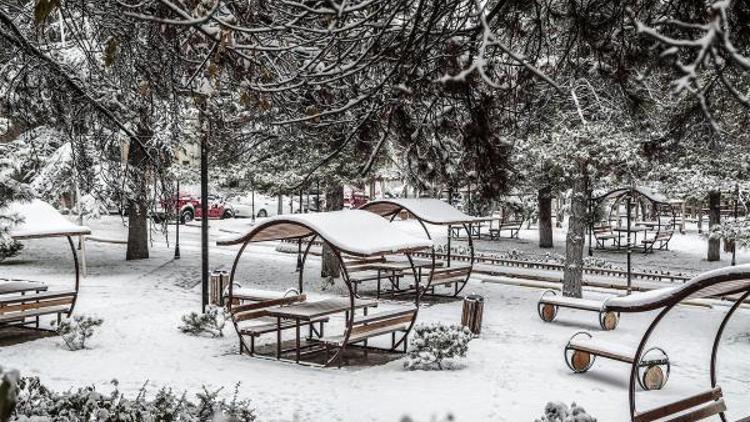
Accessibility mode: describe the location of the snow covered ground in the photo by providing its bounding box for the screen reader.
[1,216,749,421]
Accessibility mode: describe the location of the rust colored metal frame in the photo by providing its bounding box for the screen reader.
[226,219,425,367]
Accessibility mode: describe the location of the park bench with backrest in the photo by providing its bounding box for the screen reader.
[230,288,329,356]
[0,287,77,327]
[417,265,472,295]
[537,290,620,330]
[641,229,674,253]
[593,222,619,249]
[633,387,730,422]
[488,217,524,240]
[321,305,417,366]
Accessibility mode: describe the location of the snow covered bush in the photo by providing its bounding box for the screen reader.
[710,219,750,250]
[12,378,255,421]
[180,306,227,337]
[404,323,473,370]
[535,402,597,422]
[54,315,103,351]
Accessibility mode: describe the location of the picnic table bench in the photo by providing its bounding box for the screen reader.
[537,290,619,330]
[0,281,75,329]
[633,386,732,422]
[488,218,523,240]
[593,223,619,249]
[565,332,670,391]
[641,230,674,253]
[417,265,472,295]
[321,305,417,366]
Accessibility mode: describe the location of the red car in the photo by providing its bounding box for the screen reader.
[157,194,235,223]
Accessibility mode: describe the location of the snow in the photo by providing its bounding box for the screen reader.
[217,210,433,256]
[2,216,750,421]
[362,198,492,225]
[4,199,90,239]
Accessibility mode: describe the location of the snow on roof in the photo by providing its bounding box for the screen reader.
[604,264,750,312]
[360,198,492,225]
[3,200,91,239]
[216,210,433,257]
[593,186,670,204]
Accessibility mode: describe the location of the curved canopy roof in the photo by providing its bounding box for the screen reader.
[360,198,492,225]
[4,200,91,240]
[216,210,433,257]
[592,186,670,204]
[604,264,750,312]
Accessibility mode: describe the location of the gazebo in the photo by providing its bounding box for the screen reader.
[600,265,750,421]
[217,209,433,367]
[1,200,90,331]
[360,198,491,297]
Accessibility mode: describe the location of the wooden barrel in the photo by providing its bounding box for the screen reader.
[461,294,484,335]
[209,271,225,306]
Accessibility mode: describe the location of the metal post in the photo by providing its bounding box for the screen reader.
[299,190,303,213]
[732,184,738,266]
[447,225,452,267]
[626,195,632,295]
[588,190,593,256]
[200,122,209,313]
[251,186,256,223]
[174,178,181,259]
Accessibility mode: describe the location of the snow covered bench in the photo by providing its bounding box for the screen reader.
[593,223,619,248]
[633,386,731,422]
[230,289,328,355]
[564,332,670,391]
[537,290,619,330]
[321,306,417,366]
[641,230,673,253]
[0,289,76,327]
[419,265,472,294]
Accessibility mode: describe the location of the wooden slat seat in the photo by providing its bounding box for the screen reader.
[568,336,637,364]
[0,289,76,306]
[539,295,604,312]
[238,315,329,337]
[634,387,726,422]
[417,265,472,290]
[642,230,674,253]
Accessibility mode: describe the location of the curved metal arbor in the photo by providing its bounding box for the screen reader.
[360,198,491,298]
[5,200,90,317]
[602,265,750,421]
[217,210,433,367]
[592,187,677,239]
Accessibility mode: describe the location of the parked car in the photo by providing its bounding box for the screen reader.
[229,193,291,218]
[155,193,235,223]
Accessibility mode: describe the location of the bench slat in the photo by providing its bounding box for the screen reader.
[238,316,329,336]
[0,290,76,306]
[0,305,70,324]
[568,337,634,363]
[539,295,604,312]
[662,399,726,422]
[634,387,723,422]
[0,297,74,315]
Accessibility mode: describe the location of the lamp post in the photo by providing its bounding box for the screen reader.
[626,194,632,295]
[174,178,181,259]
[732,184,738,266]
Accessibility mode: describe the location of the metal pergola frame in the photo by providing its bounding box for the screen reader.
[360,199,489,299]
[220,217,432,367]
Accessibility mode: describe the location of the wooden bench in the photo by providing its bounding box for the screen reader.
[489,219,523,239]
[0,289,76,329]
[633,386,732,422]
[537,290,619,330]
[231,290,328,355]
[593,223,619,248]
[419,265,472,293]
[564,332,670,391]
[642,230,674,253]
[321,306,417,366]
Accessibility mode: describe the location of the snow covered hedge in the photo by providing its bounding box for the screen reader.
[6,375,255,421]
[404,323,473,370]
[535,402,597,422]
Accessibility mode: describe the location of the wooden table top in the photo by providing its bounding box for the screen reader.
[267,296,378,320]
[0,281,48,295]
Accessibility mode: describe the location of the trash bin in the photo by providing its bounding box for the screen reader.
[461,294,484,336]
[209,271,231,306]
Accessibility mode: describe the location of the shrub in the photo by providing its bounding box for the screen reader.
[535,402,597,422]
[404,323,473,370]
[11,377,255,421]
[180,306,227,337]
[54,315,103,351]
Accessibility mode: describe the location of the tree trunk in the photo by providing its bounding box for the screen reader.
[555,195,565,228]
[277,195,283,215]
[708,191,721,261]
[563,169,588,297]
[321,183,345,278]
[125,129,150,260]
[538,186,553,248]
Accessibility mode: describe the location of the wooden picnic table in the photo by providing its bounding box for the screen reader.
[612,226,650,249]
[266,296,379,363]
[350,259,442,298]
[0,281,48,295]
